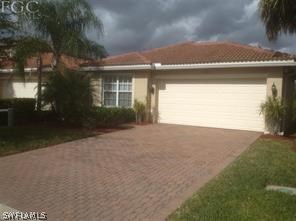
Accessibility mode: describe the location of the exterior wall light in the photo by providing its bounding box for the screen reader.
[272,83,278,98]
[150,86,155,95]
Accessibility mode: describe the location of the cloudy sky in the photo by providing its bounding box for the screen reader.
[89,0,296,56]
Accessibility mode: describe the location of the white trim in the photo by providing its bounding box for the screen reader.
[156,60,296,70]
[132,75,135,107]
[79,60,296,72]
[102,74,133,108]
[81,65,151,71]
[1,60,295,73]
[0,67,52,73]
[116,77,119,107]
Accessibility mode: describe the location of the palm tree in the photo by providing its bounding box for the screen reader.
[13,37,51,110]
[14,0,106,111]
[259,0,296,41]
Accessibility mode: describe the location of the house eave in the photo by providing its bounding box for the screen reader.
[0,67,52,74]
[80,64,151,72]
[156,60,296,70]
[80,60,296,72]
[1,60,295,73]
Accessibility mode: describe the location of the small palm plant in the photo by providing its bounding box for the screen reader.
[133,99,146,123]
[260,96,286,135]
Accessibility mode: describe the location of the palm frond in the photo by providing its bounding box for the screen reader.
[12,37,51,76]
[259,0,296,40]
[60,33,107,59]
[19,0,105,58]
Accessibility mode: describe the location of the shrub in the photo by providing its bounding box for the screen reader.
[33,111,59,124]
[42,71,93,126]
[0,98,36,125]
[133,99,146,123]
[0,98,36,111]
[84,107,135,128]
[260,96,286,135]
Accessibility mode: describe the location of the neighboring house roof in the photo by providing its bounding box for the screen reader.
[82,41,295,67]
[0,53,91,72]
[99,52,151,66]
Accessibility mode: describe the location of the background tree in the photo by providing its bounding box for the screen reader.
[0,7,17,61]
[14,0,106,111]
[259,0,296,40]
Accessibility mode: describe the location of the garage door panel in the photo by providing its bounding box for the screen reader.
[158,79,266,132]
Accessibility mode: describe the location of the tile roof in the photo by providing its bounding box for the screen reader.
[2,41,295,70]
[84,41,295,67]
[99,52,150,66]
[1,53,90,70]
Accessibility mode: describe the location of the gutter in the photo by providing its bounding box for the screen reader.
[156,60,296,70]
[80,64,151,71]
[80,60,296,72]
[1,60,296,73]
[0,67,52,73]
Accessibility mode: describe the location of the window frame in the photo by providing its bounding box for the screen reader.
[102,74,133,108]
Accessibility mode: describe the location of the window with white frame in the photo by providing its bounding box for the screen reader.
[103,75,132,107]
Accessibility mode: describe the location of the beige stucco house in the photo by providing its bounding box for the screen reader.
[1,41,296,134]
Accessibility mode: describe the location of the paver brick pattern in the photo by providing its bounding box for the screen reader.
[0,124,260,221]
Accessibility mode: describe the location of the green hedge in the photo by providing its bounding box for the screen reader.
[84,107,135,128]
[0,99,135,127]
[0,98,36,125]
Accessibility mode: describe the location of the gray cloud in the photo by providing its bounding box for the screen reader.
[89,0,296,55]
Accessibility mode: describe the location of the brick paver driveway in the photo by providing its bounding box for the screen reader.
[0,124,260,221]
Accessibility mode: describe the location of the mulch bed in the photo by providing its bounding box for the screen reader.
[128,122,151,126]
[93,127,129,134]
[261,134,294,141]
[261,134,296,152]
[92,122,151,134]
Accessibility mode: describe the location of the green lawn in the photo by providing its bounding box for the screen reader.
[0,126,96,157]
[169,138,296,221]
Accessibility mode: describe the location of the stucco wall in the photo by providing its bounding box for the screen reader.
[266,72,283,98]
[133,72,150,104]
[91,74,102,106]
[152,67,283,80]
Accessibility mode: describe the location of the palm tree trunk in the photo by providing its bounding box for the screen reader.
[36,54,43,112]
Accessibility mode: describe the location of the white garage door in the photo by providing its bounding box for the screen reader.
[2,82,37,98]
[158,79,266,132]
[12,82,37,98]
